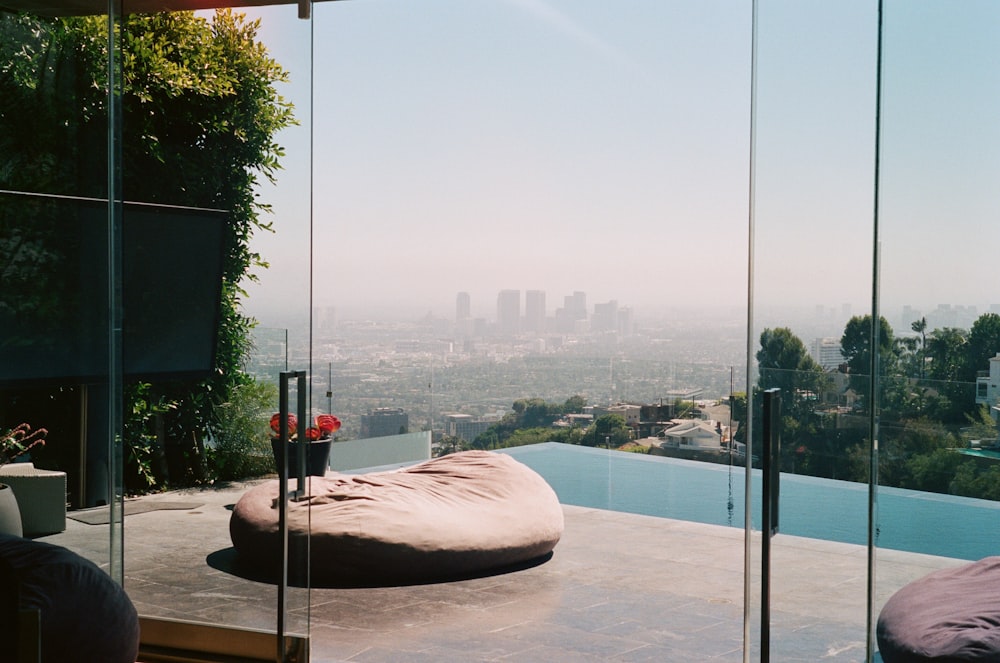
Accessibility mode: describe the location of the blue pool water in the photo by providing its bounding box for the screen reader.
[500,443,1000,560]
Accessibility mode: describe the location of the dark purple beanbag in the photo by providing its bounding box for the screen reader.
[0,534,139,663]
[230,450,564,584]
[877,556,1000,662]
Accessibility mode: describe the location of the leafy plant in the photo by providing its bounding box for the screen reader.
[207,379,278,481]
[0,423,47,466]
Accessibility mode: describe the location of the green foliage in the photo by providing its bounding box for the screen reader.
[756,327,829,419]
[591,414,630,448]
[206,379,278,481]
[951,463,1000,501]
[472,396,588,449]
[729,392,747,440]
[963,313,1000,382]
[434,435,469,457]
[505,428,557,448]
[840,315,896,405]
[122,383,177,493]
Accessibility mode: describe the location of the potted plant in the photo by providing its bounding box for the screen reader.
[269,413,341,477]
[0,423,48,536]
[0,423,47,467]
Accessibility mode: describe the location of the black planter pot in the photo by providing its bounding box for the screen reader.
[270,439,332,477]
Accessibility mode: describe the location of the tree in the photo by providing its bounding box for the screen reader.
[590,414,630,448]
[916,326,973,424]
[926,327,967,383]
[756,327,828,418]
[963,313,1000,383]
[729,392,747,442]
[840,315,896,406]
[911,317,928,380]
[563,395,587,413]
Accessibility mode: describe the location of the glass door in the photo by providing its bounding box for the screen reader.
[1,0,121,577]
[116,3,316,659]
[310,1,751,661]
[872,0,1000,659]
[749,1,879,659]
[3,2,315,660]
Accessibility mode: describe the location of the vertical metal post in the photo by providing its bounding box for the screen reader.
[276,371,290,662]
[295,371,308,497]
[278,370,309,661]
[761,387,781,662]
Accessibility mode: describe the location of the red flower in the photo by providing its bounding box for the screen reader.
[270,413,297,436]
[305,426,322,441]
[315,414,341,436]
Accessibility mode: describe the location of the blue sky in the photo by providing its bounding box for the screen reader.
[240,1,1000,326]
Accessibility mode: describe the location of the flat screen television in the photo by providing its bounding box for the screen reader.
[0,190,227,386]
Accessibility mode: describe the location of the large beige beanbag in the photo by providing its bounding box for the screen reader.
[877,556,1000,662]
[229,450,564,584]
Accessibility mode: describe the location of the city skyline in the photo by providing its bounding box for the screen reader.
[238,2,1000,334]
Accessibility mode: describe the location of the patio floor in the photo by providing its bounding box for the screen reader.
[38,481,964,662]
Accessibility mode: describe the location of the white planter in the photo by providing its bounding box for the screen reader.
[0,483,23,537]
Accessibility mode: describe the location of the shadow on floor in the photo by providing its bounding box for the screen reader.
[206,546,555,589]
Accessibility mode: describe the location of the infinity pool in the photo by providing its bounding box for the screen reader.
[500,442,1000,560]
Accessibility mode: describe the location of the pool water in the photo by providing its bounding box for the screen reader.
[500,443,1000,560]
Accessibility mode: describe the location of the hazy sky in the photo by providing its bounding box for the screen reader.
[240,1,1000,326]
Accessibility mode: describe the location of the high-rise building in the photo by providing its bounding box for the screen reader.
[360,407,409,438]
[618,306,634,336]
[555,291,588,333]
[497,289,520,336]
[592,300,618,332]
[455,292,472,339]
[567,291,587,320]
[456,292,471,320]
[525,290,546,334]
[811,337,845,371]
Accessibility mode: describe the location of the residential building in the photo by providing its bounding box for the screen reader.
[976,352,1000,415]
[658,419,723,448]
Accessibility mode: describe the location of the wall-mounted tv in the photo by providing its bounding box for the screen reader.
[0,190,227,386]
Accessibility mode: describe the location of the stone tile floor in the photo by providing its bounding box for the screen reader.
[40,481,964,662]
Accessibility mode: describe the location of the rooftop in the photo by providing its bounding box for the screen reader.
[41,481,962,661]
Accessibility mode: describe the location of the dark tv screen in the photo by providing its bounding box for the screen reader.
[0,191,227,386]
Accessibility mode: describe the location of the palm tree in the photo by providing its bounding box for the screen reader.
[911,317,928,380]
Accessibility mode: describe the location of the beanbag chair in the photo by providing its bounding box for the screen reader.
[877,556,1000,662]
[230,450,564,584]
[0,534,140,663]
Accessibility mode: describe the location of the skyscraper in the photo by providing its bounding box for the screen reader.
[456,291,471,320]
[525,290,546,334]
[496,289,520,336]
[592,300,618,332]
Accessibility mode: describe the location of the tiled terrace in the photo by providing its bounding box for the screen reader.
[40,481,963,662]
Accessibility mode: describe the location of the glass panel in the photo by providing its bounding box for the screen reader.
[873,1,1000,658]
[310,1,750,660]
[0,4,118,573]
[751,1,879,659]
[2,2,315,658]
[0,4,315,657]
[105,4,314,653]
